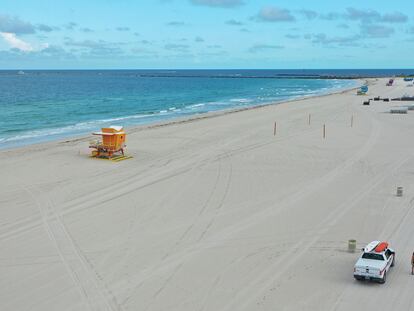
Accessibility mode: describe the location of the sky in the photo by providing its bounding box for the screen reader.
[0,0,413,69]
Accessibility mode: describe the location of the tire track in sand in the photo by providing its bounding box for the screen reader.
[24,185,122,311]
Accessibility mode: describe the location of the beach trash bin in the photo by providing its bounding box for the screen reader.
[397,187,403,197]
[348,239,357,252]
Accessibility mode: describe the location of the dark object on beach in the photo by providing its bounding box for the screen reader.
[383,98,390,102]
[363,100,370,105]
[386,79,394,86]
[374,96,380,101]
[390,107,408,114]
[392,96,414,101]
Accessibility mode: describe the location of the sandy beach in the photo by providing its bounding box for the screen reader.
[1,77,414,310]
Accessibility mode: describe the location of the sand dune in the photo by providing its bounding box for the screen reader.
[1,78,414,311]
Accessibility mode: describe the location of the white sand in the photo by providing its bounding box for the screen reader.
[1,78,414,311]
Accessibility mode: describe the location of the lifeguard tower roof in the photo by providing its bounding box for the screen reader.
[93,125,125,136]
[110,125,123,131]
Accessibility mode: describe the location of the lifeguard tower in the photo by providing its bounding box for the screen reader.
[357,85,368,95]
[89,126,131,161]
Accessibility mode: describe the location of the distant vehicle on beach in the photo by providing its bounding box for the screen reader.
[353,241,395,284]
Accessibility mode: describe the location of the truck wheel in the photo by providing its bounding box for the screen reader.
[391,256,395,267]
[380,271,386,284]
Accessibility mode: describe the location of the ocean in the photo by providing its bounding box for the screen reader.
[0,69,367,149]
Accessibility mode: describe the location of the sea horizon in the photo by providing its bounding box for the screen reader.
[2,68,414,76]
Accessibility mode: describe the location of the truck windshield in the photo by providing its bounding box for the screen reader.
[362,253,384,260]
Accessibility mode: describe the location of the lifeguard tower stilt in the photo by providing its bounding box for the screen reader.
[89,126,132,161]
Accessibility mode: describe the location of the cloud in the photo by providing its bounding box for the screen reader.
[164,43,190,51]
[207,44,221,48]
[296,8,409,26]
[190,0,244,8]
[198,50,227,57]
[40,45,66,55]
[256,6,295,22]
[0,45,76,65]
[319,12,340,21]
[285,34,300,39]
[0,32,34,51]
[80,27,93,33]
[116,27,130,31]
[381,12,408,23]
[345,8,380,22]
[225,19,244,26]
[299,10,318,20]
[65,39,107,49]
[248,44,284,53]
[166,21,186,26]
[64,22,77,30]
[360,24,394,38]
[0,15,35,34]
[129,49,160,60]
[64,38,124,56]
[307,33,361,46]
[37,24,60,32]
[344,8,407,24]
[337,23,349,29]
[195,36,204,42]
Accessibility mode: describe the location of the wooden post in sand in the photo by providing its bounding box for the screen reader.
[323,124,326,139]
[273,121,277,136]
[308,113,311,125]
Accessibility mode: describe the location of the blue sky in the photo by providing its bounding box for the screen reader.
[0,0,413,69]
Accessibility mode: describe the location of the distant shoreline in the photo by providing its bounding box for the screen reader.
[0,69,413,79]
[132,74,372,80]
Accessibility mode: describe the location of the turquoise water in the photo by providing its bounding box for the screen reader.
[0,70,359,149]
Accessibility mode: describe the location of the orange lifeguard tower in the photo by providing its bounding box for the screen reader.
[89,125,127,159]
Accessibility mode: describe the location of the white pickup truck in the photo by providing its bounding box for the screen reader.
[353,241,395,284]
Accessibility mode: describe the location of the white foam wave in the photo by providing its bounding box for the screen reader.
[186,103,205,109]
[0,112,159,144]
[229,98,253,103]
